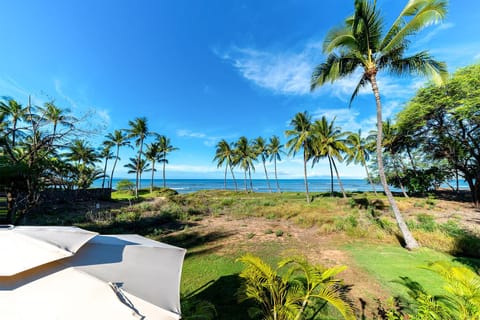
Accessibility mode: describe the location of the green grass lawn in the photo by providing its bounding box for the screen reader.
[345,243,480,300]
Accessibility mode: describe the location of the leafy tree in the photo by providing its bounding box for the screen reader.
[346,130,377,195]
[267,135,284,193]
[213,139,238,191]
[234,136,256,192]
[311,116,349,198]
[286,111,313,203]
[237,254,355,320]
[157,135,178,188]
[253,137,272,192]
[310,0,448,249]
[105,129,131,189]
[127,117,151,198]
[396,64,480,207]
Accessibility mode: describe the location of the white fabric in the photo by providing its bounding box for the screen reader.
[0,226,186,319]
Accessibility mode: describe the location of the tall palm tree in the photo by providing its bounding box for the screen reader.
[346,130,377,195]
[311,116,349,198]
[157,135,178,188]
[0,98,28,147]
[234,136,256,192]
[99,143,114,188]
[253,137,272,192]
[104,130,131,189]
[285,111,313,203]
[64,139,99,166]
[213,139,238,191]
[267,135,284,193]
[145,142,161,192]
[127,117,151,198]
[310,0,448,249]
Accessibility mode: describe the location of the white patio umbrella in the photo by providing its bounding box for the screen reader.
[0,225,186,320]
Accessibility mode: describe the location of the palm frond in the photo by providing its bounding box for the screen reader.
[311,53,361,91]
[387,51,448,85]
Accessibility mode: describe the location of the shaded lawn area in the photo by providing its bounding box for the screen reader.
[345,243,480,301]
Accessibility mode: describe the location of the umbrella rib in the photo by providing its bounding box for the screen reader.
[109,282,146,319]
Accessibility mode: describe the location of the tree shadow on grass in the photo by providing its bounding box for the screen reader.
[186,274,253,320]
[160,230,234,256]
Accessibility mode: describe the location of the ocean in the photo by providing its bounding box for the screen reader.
[94,178,399,194]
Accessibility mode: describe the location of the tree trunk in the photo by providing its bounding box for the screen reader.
[328,156,334,197]
[364,160,378,196]
[150,160,155,193]
[303,148,310,204]
[102,157,108,188]
[262,158,272,192]
[229,163,238,191]
[248,167,253,191]
[370,74,419,250]
[162,158,166,188]
[274,157,281,193]
[110,146,120,189]
[244,170,248,192]
[223,165,227,190]
[332,158,347,199]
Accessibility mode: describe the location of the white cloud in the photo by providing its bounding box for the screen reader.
[54,79,79,110]
[176,129,234,147]
[216,42,323,95]
[176,129,207,139]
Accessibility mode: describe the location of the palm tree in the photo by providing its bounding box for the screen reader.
[157,135,178,188]
[237,254,356,320]
[234,136,256,192]
[310,0,448,249]
[124,157,150,189]
[346,130,377,195]
[311,116,349,198]
[105,130,131,189]
[0,98,28,147]
[64,139,99,166]
[267,135,284,193]
[145,142,161,192]
[285,111,313,203]
[213,139,238,191]
[99,143,114,188]
[127,117,151,198]
[253,137,272,192]
[39,101,76,138]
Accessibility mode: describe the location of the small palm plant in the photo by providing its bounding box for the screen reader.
[237,254,356,320]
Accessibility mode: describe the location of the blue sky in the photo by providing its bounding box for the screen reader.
[1,0,479,179]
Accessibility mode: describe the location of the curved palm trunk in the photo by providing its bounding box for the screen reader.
[303,148,310,204]
[274,157,281,193]
[331,158,347,199]
[328,156,334,197]
[262,158,272,192]
[109,146,120,189]
[150,160,156,193]
[229,163,238,191]
[393,156,409,198]
[363,160,378,196]
[101,157,109,188]
[371,74,419,250]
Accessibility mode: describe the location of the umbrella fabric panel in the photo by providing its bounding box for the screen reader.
[0,264,181,319]
[70,234,186,316]
[0,226,96,276]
